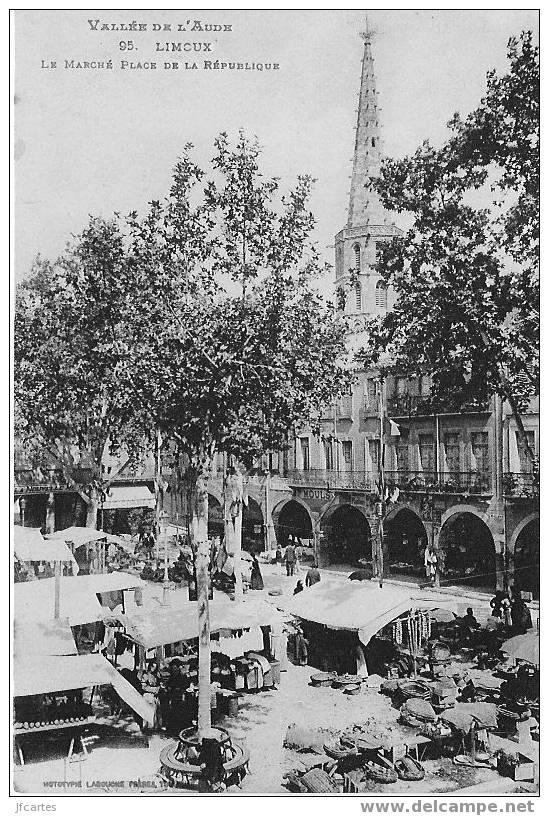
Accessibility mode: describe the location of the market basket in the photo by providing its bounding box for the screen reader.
[333,674,363,688]
[395,680,432,706]
[310,671,336,688]
[323,738,359,761]
[364,760,398,784]
[394,755,425,781]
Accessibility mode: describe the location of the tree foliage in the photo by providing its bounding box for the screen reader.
[14,220,144,522]
[360,32,538,443]
[122,132,348,478]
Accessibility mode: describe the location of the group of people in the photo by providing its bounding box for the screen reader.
[490,587,533,635]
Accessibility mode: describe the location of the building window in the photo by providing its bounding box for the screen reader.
[516,430,535,473]
[371,137,376,147]
[365,377,378,407]
[471,432,489,474]
[324,439,334,470]
[355,282,362,311]
[444,432,460,473]
[419,434,435,472]
[375,280,387,308]
[342,441,353,468]
[396,440,409,472]
[300,437,310,471]
[354,244,361,273]
[368,439,380,470]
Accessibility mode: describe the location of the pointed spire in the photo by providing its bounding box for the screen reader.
[347,17,387,228]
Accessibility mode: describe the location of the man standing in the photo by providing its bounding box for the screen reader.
[305,562,321,587]
[284,540,296,576]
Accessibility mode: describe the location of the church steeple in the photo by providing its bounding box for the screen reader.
[347,19,386,228]
[334,17,401,330]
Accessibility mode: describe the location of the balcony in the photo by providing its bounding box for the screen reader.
[286,469,376,492]
[384,470,493,495]
[362,396,381,418]
[503,472,539,499]
[387,394,491,418]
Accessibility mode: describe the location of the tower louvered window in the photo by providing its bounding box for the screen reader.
[355,282,362,311]
[354,244,361,272]
[375,280,387,308]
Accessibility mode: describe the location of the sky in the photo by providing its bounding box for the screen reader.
[13,9,539,287]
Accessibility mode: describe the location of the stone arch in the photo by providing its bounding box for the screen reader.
[508,512,540,553]
[509,515,539,599]
[272,498,314,548]
[438,509,496,590]
[384,506,428,578]
[320,502,371,567]
[439,503,492,531]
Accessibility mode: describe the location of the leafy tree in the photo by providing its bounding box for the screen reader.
[361,32,538,460]
[122,133,348,734]
[14,220,145,526]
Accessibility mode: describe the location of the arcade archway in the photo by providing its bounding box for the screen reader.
[321,504,371,566]
[208,494,265,553]
[438,512,496,590]
[242,497,264,554]
[513,518,539,599]
[385,508,427,578]
[274,500,313,548]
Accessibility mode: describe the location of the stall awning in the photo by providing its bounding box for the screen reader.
[13,653,155,723]
[14,617,78,657]
[102,485,155,510]
[14,526,78,568]
[14,572,145,626]
[15,577,104,625]
[121,598,284,650]
[282,580,457,647]
[45,526,107,545]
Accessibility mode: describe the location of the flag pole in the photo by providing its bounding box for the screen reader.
[378,377,385,588]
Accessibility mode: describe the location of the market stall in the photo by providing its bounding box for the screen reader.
[108,599,286,733]
[45,526,110,574]
[13,650,155,764]
[282,579,457,676]
[14,525,78,578]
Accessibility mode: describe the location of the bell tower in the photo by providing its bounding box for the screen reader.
[335,18,401,331]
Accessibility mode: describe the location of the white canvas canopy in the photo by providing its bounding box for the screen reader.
[283,579,457,647]
[121,598,284,650]
[101,485,155,510]
[45,526,108,545]
[14,617,78,657]
[14,525,78,569]
[13,653,155,722]
[14,572,145,626]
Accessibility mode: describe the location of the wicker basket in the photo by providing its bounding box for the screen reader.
[395,755,425,781]
[364,760,398,784]
[311,672,336,688]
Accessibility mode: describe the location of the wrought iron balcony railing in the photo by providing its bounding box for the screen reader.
[286,469,376,491]
[387,394,491,417]
[384,470,492,495]
[502,472,539,499]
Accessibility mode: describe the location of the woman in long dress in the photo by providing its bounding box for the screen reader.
[250,555,264,590]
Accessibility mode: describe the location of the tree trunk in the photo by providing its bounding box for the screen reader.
[86,492,99,528]
[224,469,244,602]
[191,469,211,737]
